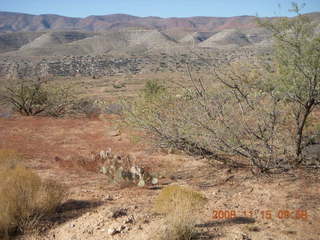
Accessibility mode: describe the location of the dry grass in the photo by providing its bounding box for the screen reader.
[0,149,66,239]
[154,185,207,214]
[0,149,22,169]
[152,185,207,240]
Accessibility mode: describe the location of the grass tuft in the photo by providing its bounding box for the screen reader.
[152,185,207,240]
[0,149,66,239]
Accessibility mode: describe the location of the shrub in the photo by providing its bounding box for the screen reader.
[72,98,101,118]
[124,87,181,148]
[0,79,75,117]
[127,61,298,171]
[112,81,126,89]
[42,81,75,117]
[0,149,66,238]
[152,185,207,240]
[105,103,123,115]
[258,4,320,163]
[154,185,207,214]
[142,80,166,100]
[125,4,320,172]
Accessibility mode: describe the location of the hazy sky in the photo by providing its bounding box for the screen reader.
[1,0,320,18]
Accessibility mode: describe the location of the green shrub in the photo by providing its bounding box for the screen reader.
[258,3,320,162]
[142,80,166,100]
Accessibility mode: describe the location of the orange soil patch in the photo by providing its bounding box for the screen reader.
[0,115,143,166]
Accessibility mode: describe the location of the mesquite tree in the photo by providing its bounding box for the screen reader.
[0,79,75,117]
[259,4,320,162]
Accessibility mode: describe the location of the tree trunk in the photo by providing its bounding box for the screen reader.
[295,103,313,163]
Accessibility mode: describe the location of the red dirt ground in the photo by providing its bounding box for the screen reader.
[1,114,319,240]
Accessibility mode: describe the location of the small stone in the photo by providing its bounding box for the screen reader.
[109,129,120,137]
[143,219,150,224]
[108,224,126,235]
[105,195,113,201]
[108,227,118,235]
[124,215,134,224]
[242,234,252,240]
[109,207,128,218]
[119,225,126,231]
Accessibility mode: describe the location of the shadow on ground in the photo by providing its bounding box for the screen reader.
[11,199,104,239]
[195,217,256,239]
[196,217,256,228]
[39,199,104,233]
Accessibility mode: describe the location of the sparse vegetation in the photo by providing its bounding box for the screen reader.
[125,5,320,172]
[258,3,320,162]
[154,185,207,214]
[97,149,158,187]
[152,185,207,240]
[0,79,75,117]
[72,97,101,118]
[0,149,66,239]
[112,81,126,89]
[142,79,166,100]
[0,3,319,240]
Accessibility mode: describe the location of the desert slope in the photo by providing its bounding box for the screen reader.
[2,11,317,33]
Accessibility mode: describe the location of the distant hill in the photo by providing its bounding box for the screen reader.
[1,11,319,34]
[0,12,273,33]
[0,11,319,58]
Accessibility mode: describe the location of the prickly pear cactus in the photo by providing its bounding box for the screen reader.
[98,148,158,186]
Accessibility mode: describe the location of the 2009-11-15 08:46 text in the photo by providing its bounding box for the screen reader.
[212,209,308,220]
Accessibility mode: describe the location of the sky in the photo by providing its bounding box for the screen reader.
[0,0,320,18]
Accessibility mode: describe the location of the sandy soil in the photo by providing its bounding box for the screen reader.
[0,113,319,240]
